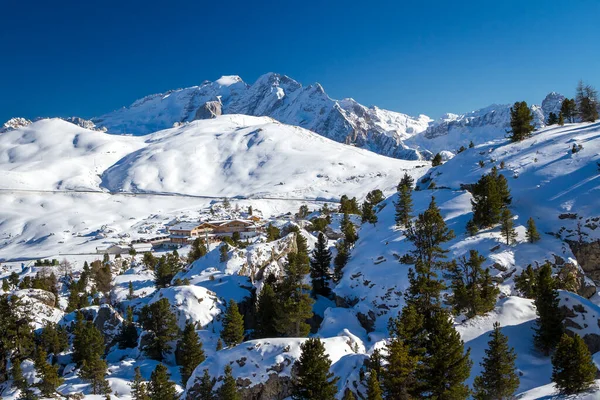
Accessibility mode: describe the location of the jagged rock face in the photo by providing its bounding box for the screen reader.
[194,100,222,120]
[567,240,600,282]
[1,117,32,132]
[541,92,565,121]
[63,116,106,131]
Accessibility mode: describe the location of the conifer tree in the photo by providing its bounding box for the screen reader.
[139,298,180,361]
[432,153,443,167]
[148,363,178,400]
[35,349,63,397]
[217,365,240,400]
[266,224,281,242]
[576,80,599,122]
[220,299,244,347]
[216,338,223,351]
[560,98,577,123]
[219,243,229,263]
[382,335,419,399]
[117,307,139,349]
[552,333,597,394]
[12,358,26,391]
[254,283,278,339]
[38,322,68,357]
[558,111,565,126]
[508,101,535,142]
[473,322,519,400]
[333,241,349,282]
[500,209,517,245]
[310,232,333,297]
[367,370,383,400]
[131,366,150,400]
[547,112,558,125]
[471,167,511,228]
[395,184,413,229]
[72,312,105,367]
[526,217,541,243]
[81,356,111,395]
[366,189,385,206]
[293,338,338,400]
[342,389,357,400]
[397,172,414,192]
[514,265,537,299]
[188,369,216,400]
[341,213,358,245]
[188,238,208,264]
[361,201,377,224]
[154,253,182,289]
[533,263,564,355]
[466,219,479,236]
[177,322,206,386]
[450,250,499,318]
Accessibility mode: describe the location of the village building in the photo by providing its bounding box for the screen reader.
[167,219,260,245]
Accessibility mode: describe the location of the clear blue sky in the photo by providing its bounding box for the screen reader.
[1,0,599,123]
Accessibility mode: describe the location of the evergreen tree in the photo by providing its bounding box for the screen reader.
[254,283,279,339]
[558,112,565,126]
[188,238,208,263]
[339,195,361,215]
[266,224,281,242]
[367,370,383,400]
[552,333,597,394]
[0,295,35,380]
[72,312,105,367]
[310,232,333,298]
[38,322,68,357]
[221,299,244,347]
[217,365,240,400]
[131,366,150,400]
[514,265,537,299]
[432,153,443,167]
[187,369,216,400]
[526,217,541,243]
[576,80,599,122]
[533,263,564,355]
[397,172,414,192]
[333,241,349,282]
[473,322,519,400]
[293,338,339,400]
[341,213,358,244]
[215,338,223,351]
[148,363,179,400]
[177,321,206,386]
[508,101,535,142]
[139,298,180,361]
[547,112,558,125]
[154,253,182,289]
[466,219,479,236]
[361,200,377,224]
[395,185,413,229]
[12,358,26,391]
[342,389,357,400]
[220,243,229,263]
[450,250,499,318]
[560,98,577,123]
[118,307,139,349]
[471,167,511,228]
[382,335,419,399]
[419,310,472,400]
[81,356,111,395]
[35,349,63,397]
[366,189,385,206]
[500,209,517,245]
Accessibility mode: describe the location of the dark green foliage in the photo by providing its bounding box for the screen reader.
[361,200,377,224]
[154,253,183,289]
[406,196,455,271]
[293,338,339,400]
[148,363,179,400]
[2,279,8,291]
[552,333,597,394]
[367,370,383,400]
[533,263,564,355]
[576,80,599,122]
[218,365,240,400]
[397,172,414,192]
[143,252,158,270]
[514,265,537,298]
[266,224,281,242]
[561,98,577,123]
[342,389,357,400]
[333,241,350,282]
[118,307,139,349]
[139,298,180,361]
[547,112,558,125]
[431,153,443,167]
[216,338,223,351]
[508,101,535,142]
[366,189,385,206]
[339,195,361,215]
[526,217,541,243]
[188,238,208,263]
[469,140,475,148]
[466,219,478,236]
[297,205,310,219]
[500,209,517,245]
[35,349,63,397]
[395,184,413,228]
[0,295,35,381]
[131,366,150,400]
[382,335,419,399]
[471,167,512,228]
[473,322,520,400]
[177,322,206,386]
[220,299,244,347]
[72,312,105,367]
[220,243,229,263]
[558,112,565,126]
[310,232,333,297]
[309,217,328,232]
[341,213,358,244]
[37,322,68,357]
[90,260,112,293]
[254,283,278,339]
[450,250,499,318]
[81,356,111,395]
[12,358,26,391]
[187,369,216,400]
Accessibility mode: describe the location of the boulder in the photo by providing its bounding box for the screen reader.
[194,100,222,120]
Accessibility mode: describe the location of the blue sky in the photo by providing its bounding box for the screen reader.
[1,0,599,123]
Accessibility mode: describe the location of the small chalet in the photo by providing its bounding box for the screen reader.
[167,219,260,244]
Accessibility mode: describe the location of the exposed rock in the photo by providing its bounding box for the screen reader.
[356,310,376,333]
[194,100,222,120]
[567,240,600,282]
[1,117,32,132]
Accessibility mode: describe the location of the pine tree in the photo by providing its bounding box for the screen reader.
[533,263,564,355]
[72,312,105,367]
[508,101,535,142]
[558,111,565,126]
[12,358,26,391]
[216,338,223,351]
[547,112,558,125]
[131,366,150,400]
[35,349,63,397]
[473,322,519,400]
[139,298,180,361]
[367,370,383,400]
[293,338,339,400]
[220,299,244,347]
[38,322,68,356]
[266,224,281,242]
[561,98,577,123]
[366,189,385,206]
[187,237,208,264]
[342,389,357,400]
[81,356,111,395]
[361,201,377,224]
[432,153,443,167]
[177,322,206,386]
[397,172,414,192]
[526,217,541,243]
[420,310,472,400]
[576,80,599,122]
[552,333,597,394]
[450,250,499,318]
[471,167,511,228]
[187,369,216,400]
[217,365,240,400]
[341,213,358,244]
[310,232,333,298]
[148,363,179,400]
[466,219,479,236]
[254,283,279,339]
[154,253,182,289]
[382,336,419,399]
[333,241,349,282]
[500,209,517,245]
[395,185,413,228]
[219,243,229,263]
[514,264,537,299]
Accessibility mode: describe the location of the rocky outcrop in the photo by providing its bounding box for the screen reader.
[1,117,32,132]
[194,100,222,120]
[567,240,600,282]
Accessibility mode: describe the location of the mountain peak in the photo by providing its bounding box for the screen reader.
[215,75,244,86]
